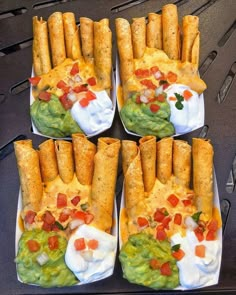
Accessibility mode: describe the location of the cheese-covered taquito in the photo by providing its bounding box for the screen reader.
[80,17,94,63]
[72,133,96,185]
[94,19,112,89]
[38,139,58,182]
[131,17,146,59]
[55,140,74,184]
[139,136,156,192]
[162,4,180,60]
[146,13,162,49]
[14,140,43,212]
[48,12,66,67]
[192,138,214,222]
[181,15,199,64]
[63,12,82,60]
[121,140,138,175]
[156,137,173,184]
[32,16,51,75]
[173,140,191,188]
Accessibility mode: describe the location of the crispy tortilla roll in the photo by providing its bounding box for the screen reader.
[94,19,112,89]
[156,137,173,184]
[38,139,58,182]
[131,17,146,59]
[91,138,120,217]
[121,140,138,175]
[63,12,82,60]
[48,12,66,67]
[146,13,162,49]
[14,140,43,212]
[139,136,156,192]
[90,204,113,233]
[162,4,180,60]
[72,134,96,185]
[173,140,191,188]
[32,16,51,75]
[115,18,134,84]
[192,138,214,222]
[55,140,74,184]
[182,15,199,63]
[191,32,200,66]
[80,17,94,63]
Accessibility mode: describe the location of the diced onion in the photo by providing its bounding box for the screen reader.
[140,95,149,103]
[155,86,163,96]
[143,89,153,97]
[36,252,49,266]
[74,74,82,83]
[185,216,198,230]
[67,91,77,102]
[70,219,84,230]
[80,250,93,262]
[154,71,162,80]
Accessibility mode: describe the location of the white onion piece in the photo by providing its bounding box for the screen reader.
[36,252,49,266]
[62,208,71,215]
[68,78,75,86]
[80,250,93,262]
[74,74,82,83]
[67,91,77,102]
[70,219,84,230]
[154,71,162,80]
[155,86,164,96]
[140,95,149,103]
[143,89,153,97]
[185,216,198,230]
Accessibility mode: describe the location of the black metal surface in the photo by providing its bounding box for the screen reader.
[0,0,236,294]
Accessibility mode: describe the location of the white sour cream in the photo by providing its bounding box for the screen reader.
[164,84,203,134]
[71,91,113,136]
[171,230,221,289]
[65,224,117,284]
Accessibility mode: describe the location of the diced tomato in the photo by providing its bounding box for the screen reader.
[172,249,185,260]
[59,93,73,110]
[140,79,156,90]
[57,80,67,90]
[42,211,55,225]
[24,210,36,224]
[169,96,177,101]
[150,66,159,74]
[57,193,67,209]
[74,238,86,251]
[84,213,94,224]
[42,221,52,232]
[70,63,79,76]
[207,219,218,232]
[156,94,165,102]
[162,216,172,230]
[86,90,96,101]
[137,217,149,228]
[136,96,141,104]
[79,97,89,107]
[153,209,165,222]
[167,71,177,83]
[162,82,170,90]
[28,76,41,86]
[156,225,167,241]
[149,258,161,269]
[88,239,99,250]
[48,235,59,250]
[182,199,192,207]
[87,77,96,86]
[73,84,88,93]
[183,89,193,100]
[195,244,206,258]
[160,262,172,276]
[59,212,70,223]
[150,104,160,113]
[167,194,179,207]
[72,210,86,220]
[206,230,216,241]
[174,213,182,225]
[71,196,81,206]
[194,227,204,242]
[51,223,60,231]
[135,68,150,78]
[27,240,40,252]
[38,91,51,101]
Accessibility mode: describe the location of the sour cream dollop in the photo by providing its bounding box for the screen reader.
[65,224,117,284]
[71,91,114,136]
[171,230,221,289]
[163,84,203,134]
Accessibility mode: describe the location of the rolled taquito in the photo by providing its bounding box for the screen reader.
[131,17,146,59]
[80,17,94,63]
[173,140,191,188]
[38,139,58,182]
[146,13,162,49]
[156,137,173,184]
[14,140,43,212]
[121,140,138,175]
[55,140,74,184]
[72,133,96,185]
[162,4,180,60]
[192,138,214,222]
[48,12,66,67]
[191,32,200,66]
[139,136,156,192]
[94,19,112,89]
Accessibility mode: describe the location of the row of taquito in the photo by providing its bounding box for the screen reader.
[116,3,200,84]
[33,12,112,89]
[122,136,214,222]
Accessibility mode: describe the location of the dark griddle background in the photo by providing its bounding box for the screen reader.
[0,0,236,294]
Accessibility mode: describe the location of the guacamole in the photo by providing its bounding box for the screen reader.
[15,229,78,287]
[119,233,179,289]
[30,94,83,137]
[120,95,175,138]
